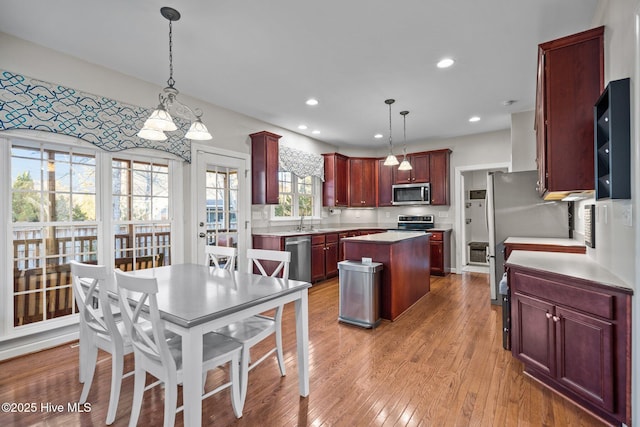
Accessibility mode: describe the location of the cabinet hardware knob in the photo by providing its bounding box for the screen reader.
[552,315,560,322]
[545,312,552,319]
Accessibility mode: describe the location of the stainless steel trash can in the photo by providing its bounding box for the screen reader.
[338,260,383,328]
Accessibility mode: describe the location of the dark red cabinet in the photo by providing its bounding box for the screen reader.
[535,27,604,199]
[509,265,630,425]
[250,131,281,205]
[348,158,377,207]
[323,153,349,207]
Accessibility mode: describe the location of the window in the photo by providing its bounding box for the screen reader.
[6,135,178,332]
[204,166,238,247]
[274,169,316,218]
[112,158,171,270]
[11,143,97,327]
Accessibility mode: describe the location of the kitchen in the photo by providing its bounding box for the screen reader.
[0,1,639,426]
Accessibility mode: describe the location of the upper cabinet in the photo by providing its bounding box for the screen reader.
[324,149,451,207]
[322,153,349,207]
[348,158,377,207]
[535,26,604,200]
[594,78,631,200]
[429,149,451,205]
[377,158,394,207]
[251,131,281,205]
[394,152,430,184]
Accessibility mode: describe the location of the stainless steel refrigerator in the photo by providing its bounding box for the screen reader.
[486,170,571,302]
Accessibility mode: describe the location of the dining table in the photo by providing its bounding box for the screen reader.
[120,263,311,426]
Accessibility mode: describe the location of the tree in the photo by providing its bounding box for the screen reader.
[12,172,40,222]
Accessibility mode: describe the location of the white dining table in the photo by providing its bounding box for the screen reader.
[121,263,311,426]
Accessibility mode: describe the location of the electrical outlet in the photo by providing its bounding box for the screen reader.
[385,211,390,218]
[438,211,448,218]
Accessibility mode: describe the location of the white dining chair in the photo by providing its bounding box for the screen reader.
[70,260,133,425]
[114,269,244,427]
[205,245,237,270]
[216,248,291,402]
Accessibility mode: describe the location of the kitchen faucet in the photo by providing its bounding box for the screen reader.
[298,215,305,231]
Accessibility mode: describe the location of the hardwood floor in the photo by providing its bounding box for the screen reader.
[0,272,608,426]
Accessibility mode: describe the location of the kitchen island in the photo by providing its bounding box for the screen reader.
[342,231,430,321]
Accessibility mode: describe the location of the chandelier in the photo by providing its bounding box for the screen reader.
[383,99,399,166]
[137,7,213,142]
[398,110,412,171]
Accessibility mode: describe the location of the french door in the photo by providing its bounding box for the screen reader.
[195,150,249,272]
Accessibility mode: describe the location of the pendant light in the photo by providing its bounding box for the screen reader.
[398,110,413,171]
[137,7,213,142]
[383,99,399,166]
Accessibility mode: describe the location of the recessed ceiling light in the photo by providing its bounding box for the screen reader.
[298,124,308,130]
[305,98,319,106]
[437,58,455,69]
[469,116,481,122]
[312,130,320,135]
[374,133,383,139]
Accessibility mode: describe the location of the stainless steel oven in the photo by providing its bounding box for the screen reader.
[395,214,434,231]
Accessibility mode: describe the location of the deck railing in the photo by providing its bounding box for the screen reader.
[12,231,170,327]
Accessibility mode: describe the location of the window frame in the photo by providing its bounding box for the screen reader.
[271,170,321,220]
[1,131,182,339]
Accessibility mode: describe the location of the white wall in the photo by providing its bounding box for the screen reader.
[510,110,537,172]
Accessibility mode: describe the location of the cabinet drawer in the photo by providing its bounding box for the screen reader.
[311,235,325,245]
[430,231,443,241]
[325,233,339,243]
[512,270,614,319]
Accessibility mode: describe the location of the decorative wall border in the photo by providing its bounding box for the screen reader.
[0,69,192,162]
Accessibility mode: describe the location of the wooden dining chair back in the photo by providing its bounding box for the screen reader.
[205,245,237,270]
[115,269,244,426]
[70,260,132,425]
[217,248,291,403]
[246,248,290,279]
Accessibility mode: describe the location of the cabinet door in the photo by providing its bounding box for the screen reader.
[311,243,326,282]
[377,158,394,206]
[429,150,450,205]
[349,158,376,207]
[348,158,364,206]
[325,241,339,278]
[536,27,604,197]
[555,306,614,411]
[511,292,555,376]
[250,131,281,204]
[411,153,430,183]
[430,241,444,275]
[323,153,348,207]
[361,158,377,206]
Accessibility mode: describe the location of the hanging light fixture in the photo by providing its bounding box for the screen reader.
[137,7,213,142]
[383,99,399,166]
[398,110,413,171]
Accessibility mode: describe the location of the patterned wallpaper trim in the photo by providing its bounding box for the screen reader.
[0,69,192,162]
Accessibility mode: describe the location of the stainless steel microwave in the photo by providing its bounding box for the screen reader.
[392,183,431,205]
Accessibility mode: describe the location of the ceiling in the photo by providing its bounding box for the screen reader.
[0,0,599,149]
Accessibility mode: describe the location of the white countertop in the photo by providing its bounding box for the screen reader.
[341,231,428,243]
[506,250,632,292]
[503,237,585,247]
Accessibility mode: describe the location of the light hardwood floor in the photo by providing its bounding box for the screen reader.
[0,272,608,426]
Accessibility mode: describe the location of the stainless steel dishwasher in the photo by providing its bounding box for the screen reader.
[284,235,311,282]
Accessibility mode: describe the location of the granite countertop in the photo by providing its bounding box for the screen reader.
[506,250,633,292]
[341,231,429,243]
[503,237,585,247]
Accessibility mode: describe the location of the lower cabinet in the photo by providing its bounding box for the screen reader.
[311,233,338,282]
[509,265,631,425]
[429,230,450,276]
